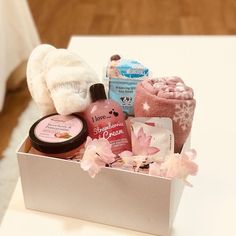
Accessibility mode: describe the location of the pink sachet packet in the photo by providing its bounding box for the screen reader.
[130,117,174,162]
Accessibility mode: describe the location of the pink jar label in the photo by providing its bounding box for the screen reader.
[34,115,83,143]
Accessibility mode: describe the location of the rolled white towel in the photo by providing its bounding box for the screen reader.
[27,45,100,116]
[44,49,99,115]
[26,44,56,115]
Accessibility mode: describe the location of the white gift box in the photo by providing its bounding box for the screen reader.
[17,137,190,236]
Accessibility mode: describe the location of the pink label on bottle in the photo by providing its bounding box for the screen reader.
[34,115,83,143]
[86,102,131,154]
[93,121,130,154]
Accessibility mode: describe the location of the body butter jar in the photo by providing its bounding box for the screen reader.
[29,114,88,159]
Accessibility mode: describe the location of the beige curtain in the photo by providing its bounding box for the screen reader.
[0,0,40,111]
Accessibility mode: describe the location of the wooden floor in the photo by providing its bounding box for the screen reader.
[0,0,236,157]
[28,0,236,48]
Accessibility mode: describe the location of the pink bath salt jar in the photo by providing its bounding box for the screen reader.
[29,114,88,159]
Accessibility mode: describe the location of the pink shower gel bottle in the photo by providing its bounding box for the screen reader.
[84,83,131,155]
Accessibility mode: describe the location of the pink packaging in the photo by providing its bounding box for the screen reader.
[130,117,174,161]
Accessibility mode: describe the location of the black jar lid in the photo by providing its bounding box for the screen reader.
[29,113,88,154]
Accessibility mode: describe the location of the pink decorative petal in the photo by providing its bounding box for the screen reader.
[85,136,92,148]
[80,137,116,178]
[160,150,198,186]
[119,150,133,158]
[183,149,197,160]
[149,162,162,177]
[147,147,160,155]
[131,127,159,156]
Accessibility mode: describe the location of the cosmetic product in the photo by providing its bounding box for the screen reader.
[29,113,88,159]
[84,83,131,155]
[130,117,174,162]
[106,55,149,116]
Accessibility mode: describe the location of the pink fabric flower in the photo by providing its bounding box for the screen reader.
[160,149,198,186]
[149,162,165,177]
[119,150,133,158]
[80,137,116,178]
[118,151,136,171]
[119,151,150,172]
[121,156,148,172]
[80,136,198,186]
[131,127,160,156]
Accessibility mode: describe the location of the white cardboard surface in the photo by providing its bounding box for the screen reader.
[17,137,187,236]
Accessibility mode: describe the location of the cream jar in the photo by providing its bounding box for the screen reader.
[29,113,88,159]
